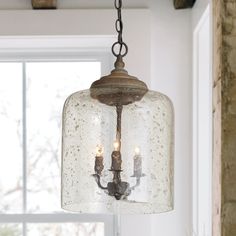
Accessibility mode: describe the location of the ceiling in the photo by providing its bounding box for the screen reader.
[0,0,149,9]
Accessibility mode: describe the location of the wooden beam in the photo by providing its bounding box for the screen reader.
[174,0,196,9]
[32,0,57,9]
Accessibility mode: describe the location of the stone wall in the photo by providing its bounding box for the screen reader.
[213,0,236,235]
[213,0,222,234]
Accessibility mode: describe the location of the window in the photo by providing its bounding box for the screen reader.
[0,59,113,236]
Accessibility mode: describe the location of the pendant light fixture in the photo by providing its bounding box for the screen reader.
[61,0,174,214]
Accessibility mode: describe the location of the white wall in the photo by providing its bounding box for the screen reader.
[0,1,193,235]
[151,1,192,235]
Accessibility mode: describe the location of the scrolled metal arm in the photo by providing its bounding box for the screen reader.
[92,174,108,190]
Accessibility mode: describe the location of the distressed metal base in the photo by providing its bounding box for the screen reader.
[107,181,131,200]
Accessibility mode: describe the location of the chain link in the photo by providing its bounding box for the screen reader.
[112,0,128,57]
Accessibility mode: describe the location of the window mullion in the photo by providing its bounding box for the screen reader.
[22,62,27,236]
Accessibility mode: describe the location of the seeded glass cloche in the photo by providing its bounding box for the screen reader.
[61,0,174,215]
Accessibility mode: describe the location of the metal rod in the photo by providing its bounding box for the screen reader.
[116,104,123,151]
[113,104,123,187]
[22,62,27,236]
[22,62,27,213]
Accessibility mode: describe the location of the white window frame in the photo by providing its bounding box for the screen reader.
[192,4,212,236]
[0,35,116,236]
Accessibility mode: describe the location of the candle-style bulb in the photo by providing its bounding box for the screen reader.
[135,147,140,155]
[113,141,119,151]
[96,145,103,157]
[132,146,143,178]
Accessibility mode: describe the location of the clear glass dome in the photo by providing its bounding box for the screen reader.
[61,89,174,214]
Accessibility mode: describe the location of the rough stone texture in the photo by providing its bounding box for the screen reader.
[213,0,236,235]
[213,0,223,235]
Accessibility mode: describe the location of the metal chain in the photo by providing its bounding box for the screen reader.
[112,0,128,58]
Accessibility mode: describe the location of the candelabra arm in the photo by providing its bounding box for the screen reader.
[92,174,108,190]
[130,177,141,191]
